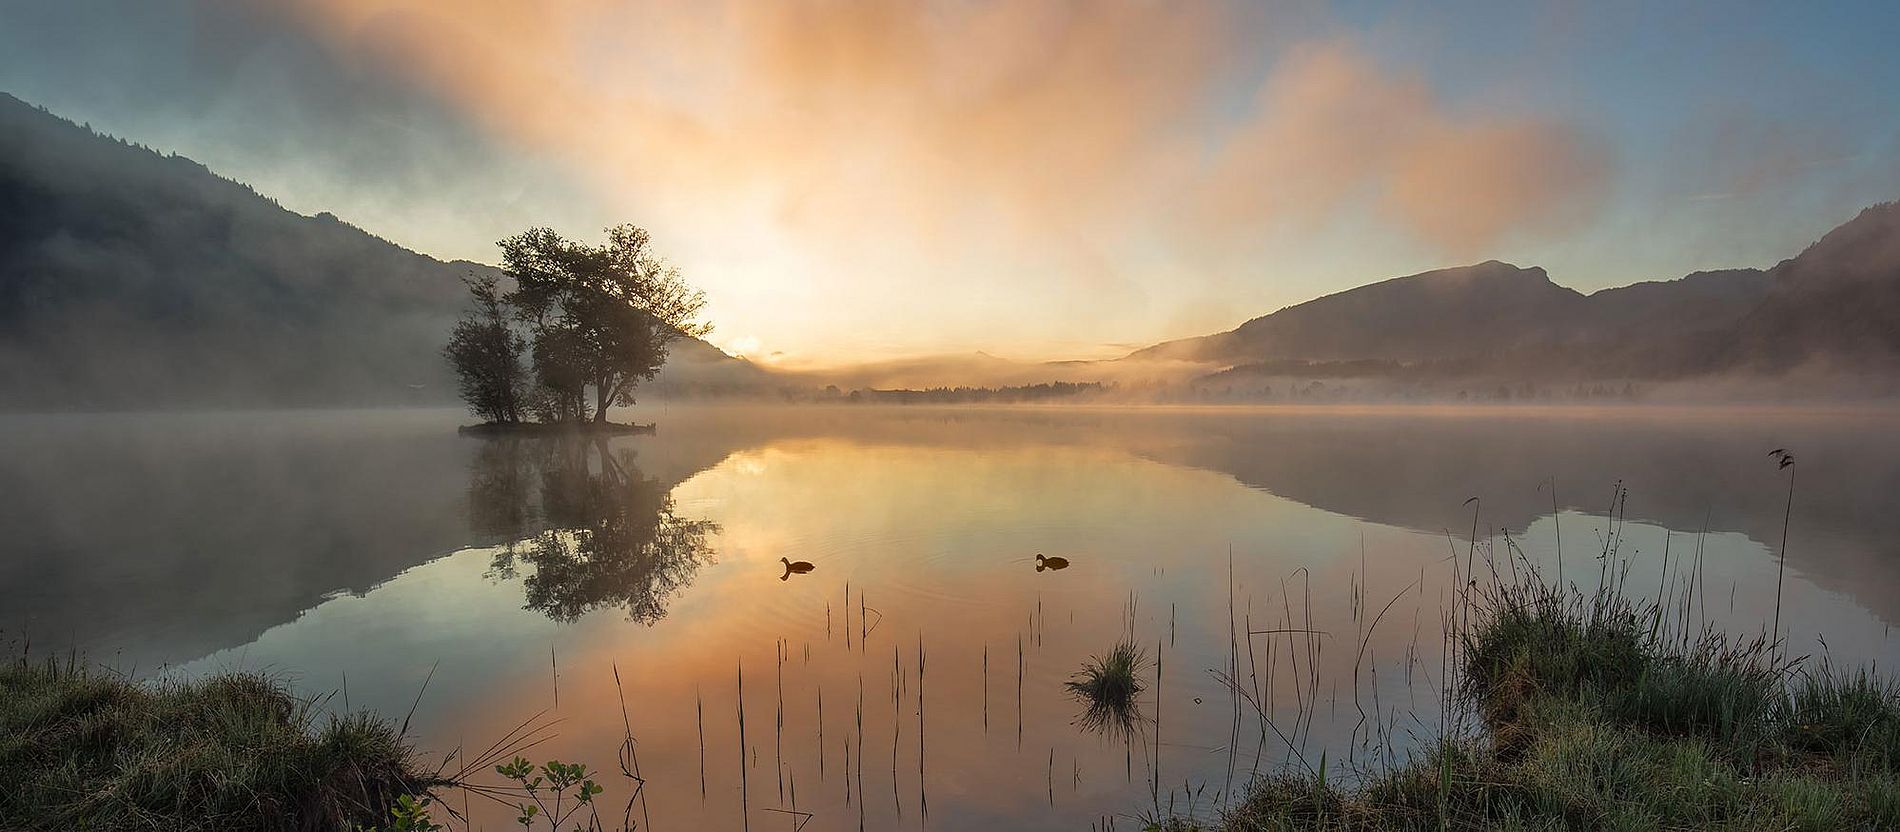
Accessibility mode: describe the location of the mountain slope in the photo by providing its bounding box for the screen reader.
[1726,202,1900,372]
[1128,215,1900,379]
[0,93,759,408]
[1580,268,1771,340]
[1136,261,1596,364]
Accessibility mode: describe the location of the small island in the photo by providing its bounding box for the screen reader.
[456,420,654,436]
[444,225,709,432]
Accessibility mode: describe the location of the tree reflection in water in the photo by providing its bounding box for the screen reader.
[469,436,717,624]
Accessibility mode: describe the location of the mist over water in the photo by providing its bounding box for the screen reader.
[4,404,1896,828]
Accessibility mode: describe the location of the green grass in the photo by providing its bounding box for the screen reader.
[1781,658,1900,770]
[1066,638,1148,739]
[1156,576,1900,831]
[0,657,436,831]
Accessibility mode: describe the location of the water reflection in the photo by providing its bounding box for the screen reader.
[473,436,717,624]
[9,406,1899,675]
[61,406,1890,830]
[467,438,535,541]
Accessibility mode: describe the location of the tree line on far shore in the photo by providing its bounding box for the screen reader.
[446,225,709,425]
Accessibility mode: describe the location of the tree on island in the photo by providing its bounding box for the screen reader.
[445,225,710,424]
[443,274,528,424]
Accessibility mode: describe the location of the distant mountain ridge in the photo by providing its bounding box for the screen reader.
[1131,202,1900,381]
[7,88,1898,405]
[1135,260,1593,363]
[0,93,757,409]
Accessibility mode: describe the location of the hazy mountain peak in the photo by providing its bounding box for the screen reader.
[1444,259,1536,276]
[1126,200,1900,378]
[1775,201,1900,287]
[1370,260,1552,292]
[1126,245,1824,373]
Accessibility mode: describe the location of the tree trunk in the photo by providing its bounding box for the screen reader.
[593,375,612,423]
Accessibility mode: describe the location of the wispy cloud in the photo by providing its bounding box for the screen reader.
[1195,39,1610,255]
[278,0,1612,358]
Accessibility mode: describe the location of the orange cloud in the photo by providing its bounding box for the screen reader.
[287,0,1220,228]
[279,2,1611,357]
[1201,40,1610,254]
[1385,119,1610,254]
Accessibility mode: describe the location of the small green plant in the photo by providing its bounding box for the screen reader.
[1066,638,1148,739]
[496,756,606,830]
[359,794,443,832]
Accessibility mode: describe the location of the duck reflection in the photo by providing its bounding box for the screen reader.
[469,436,717,624]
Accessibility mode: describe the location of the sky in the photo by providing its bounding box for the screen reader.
[3,1,1900,366]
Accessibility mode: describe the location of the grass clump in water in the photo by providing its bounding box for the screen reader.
[1462,578,1789,756]
[1154,573,1900,831]
[1066,638,1147,739]
[0,656,438,831]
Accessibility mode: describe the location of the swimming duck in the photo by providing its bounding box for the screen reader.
[1035,553,1069,572]
[780,557,815,580]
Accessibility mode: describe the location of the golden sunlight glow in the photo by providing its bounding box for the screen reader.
[722,334,764,361]
[279,0,1609,363]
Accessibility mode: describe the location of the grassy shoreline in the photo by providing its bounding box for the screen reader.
[0,657,439,831]
[12,574,1897,831]
[1157,576,1900,831]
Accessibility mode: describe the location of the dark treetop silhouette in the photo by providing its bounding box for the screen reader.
[448,226,711,425]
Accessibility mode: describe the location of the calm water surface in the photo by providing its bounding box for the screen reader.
[4,404,1898,829]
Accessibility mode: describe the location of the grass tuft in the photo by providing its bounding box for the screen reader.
[1066,638,1147,739]
[1780,657,1900,769]
[0,657,435,831]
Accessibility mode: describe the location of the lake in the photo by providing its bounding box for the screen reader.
[4,404,1897,830]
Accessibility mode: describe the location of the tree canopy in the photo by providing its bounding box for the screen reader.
[443,275,527,424]
[445,225,709,424]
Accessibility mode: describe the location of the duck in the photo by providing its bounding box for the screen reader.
[780,557,815,580]
[1035,553,1069,572]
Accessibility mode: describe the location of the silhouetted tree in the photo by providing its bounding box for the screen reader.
[528,325,594,423]
[444,275,527,423]
[499,225,710,423]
